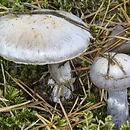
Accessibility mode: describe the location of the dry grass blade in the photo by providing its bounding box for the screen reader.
[0,100,31,112]
[99,14,116,36]
[59,100,73,130]
[120,6,130,25]
[104,20,128,26]
[91,24,112,31]
[101,0,111,26]
[72,66,90,72]
[35,0,41,8]
[67,102,105,128]
[82,8,104,20]
[1,61,7,96]
[24,119,40,130]
[100,89,105,102]
[76,102,105,115]
[1,98,14,116]
[50,104,60,124]
[15,101,45,111]
[0,97,8,102]
[111,35,130,41]
[103,38,123,53]
[90,0,105,24]
[22,2,40,9]
[0,5,9,11]
[69,97,79,114]
[108,0,129,12]
[68,102,104,118]
[35,113,50,130]
[35,113,57,130]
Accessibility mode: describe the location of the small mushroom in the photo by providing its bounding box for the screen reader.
[102,25,130,55]
[0,9,92,103]
[110,26,130,54]
[90,52,130,129]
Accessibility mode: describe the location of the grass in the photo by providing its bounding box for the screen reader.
[0,0,130,129]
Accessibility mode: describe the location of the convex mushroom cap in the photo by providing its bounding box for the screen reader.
[0,9,92,64]
[90,52,130,90]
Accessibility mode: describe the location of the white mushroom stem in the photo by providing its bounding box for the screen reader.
[107,89,128,129]
[48,61,74,103]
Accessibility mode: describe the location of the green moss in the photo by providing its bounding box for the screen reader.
[77,111,114,130]
[0,85,37,129]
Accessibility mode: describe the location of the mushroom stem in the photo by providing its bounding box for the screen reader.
[48,61,74,103]
[107,89,129,129]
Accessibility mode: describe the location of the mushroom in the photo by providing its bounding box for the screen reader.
[0,9,92,103]
[102,25,130,55]
[110,26,130,54]
[90,52,130,129]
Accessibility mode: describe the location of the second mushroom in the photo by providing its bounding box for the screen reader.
[90,52,130,129]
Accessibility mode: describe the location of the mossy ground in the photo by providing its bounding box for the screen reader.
[0,0,130,129]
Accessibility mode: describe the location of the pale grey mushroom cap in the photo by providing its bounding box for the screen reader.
[0,9,92,65]
[90,52,130,91]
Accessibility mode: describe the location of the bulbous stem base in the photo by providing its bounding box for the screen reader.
[107,89,129,129]
[48,61,74,103]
